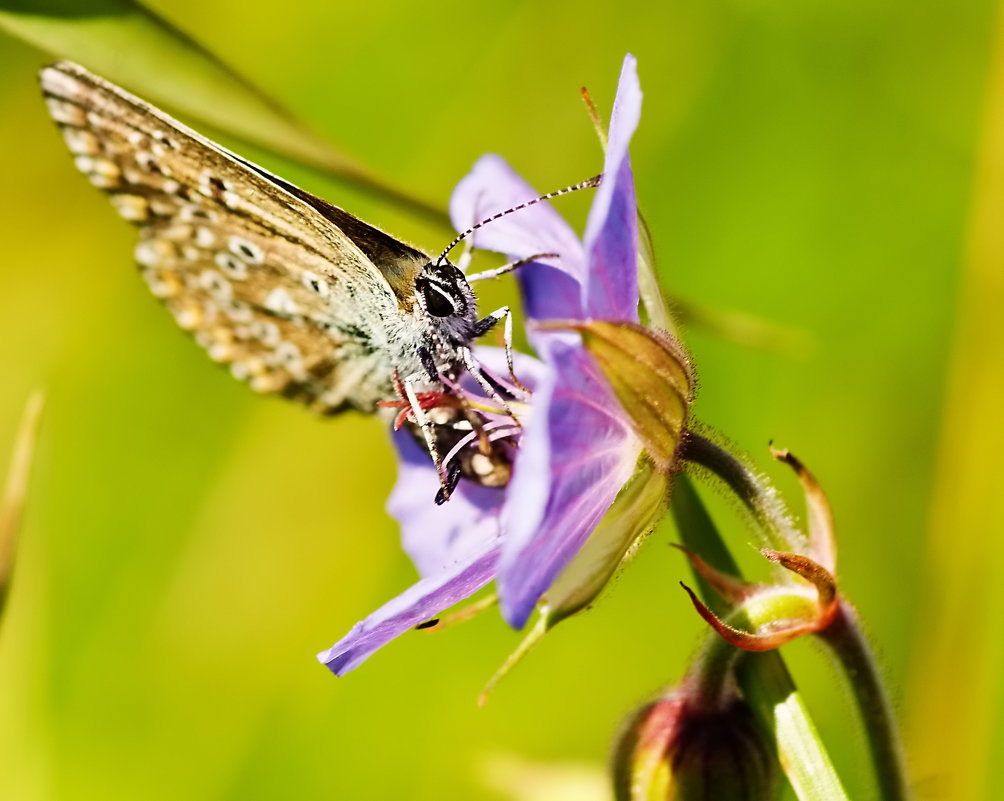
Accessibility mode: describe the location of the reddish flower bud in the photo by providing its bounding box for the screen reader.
[613,684,777,801]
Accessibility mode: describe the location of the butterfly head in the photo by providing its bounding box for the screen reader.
[414,260,477,343]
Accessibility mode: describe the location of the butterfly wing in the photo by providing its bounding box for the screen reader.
[40,60,429,413]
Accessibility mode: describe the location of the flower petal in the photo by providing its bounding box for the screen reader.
[451,154,586,322]
[391,429,505,578]
[450,154,585,275]
[583,54,642,322]
[498,339,642,628]
[317,545,500,675]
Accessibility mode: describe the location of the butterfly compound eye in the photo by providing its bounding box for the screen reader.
[419,279,457,318]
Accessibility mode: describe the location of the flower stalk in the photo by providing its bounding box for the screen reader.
[818,601,911,801]
[678,430,803,553]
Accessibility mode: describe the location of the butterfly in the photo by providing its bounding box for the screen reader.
[39,61,550,498]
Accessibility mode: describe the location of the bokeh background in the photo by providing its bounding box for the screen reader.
[1,1,1001,799]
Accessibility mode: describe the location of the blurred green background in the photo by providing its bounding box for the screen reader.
[0,1,1001,799]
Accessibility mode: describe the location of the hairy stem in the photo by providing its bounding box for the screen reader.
[679,431,802,552]
[819,600,912,801]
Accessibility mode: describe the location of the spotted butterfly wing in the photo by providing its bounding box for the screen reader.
[39,60,431,414]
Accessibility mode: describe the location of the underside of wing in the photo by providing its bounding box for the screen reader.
[261,174,431,304]
[39,61,418,413]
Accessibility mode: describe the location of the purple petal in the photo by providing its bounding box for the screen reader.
[391,429,505,578]
[498,340,642,628]
[450,154,585,273]
[583,54,642,322]
[451,154,586,322]
[317,545,500,675]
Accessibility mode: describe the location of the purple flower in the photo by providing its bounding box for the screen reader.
[318,54,644,675]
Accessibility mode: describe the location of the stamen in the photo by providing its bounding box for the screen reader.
[441,421,521,470]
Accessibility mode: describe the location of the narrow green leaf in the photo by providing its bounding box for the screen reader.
[0,392,45,621]
[672,297,815,359]
[0,0,449,226]
[904,0,1004,792]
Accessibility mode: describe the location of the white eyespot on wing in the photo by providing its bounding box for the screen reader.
[249,320,282,347]
[85,158,121,189]
[301,270,332,299]
[263,287,299,318]
[195,228,215,248]
[135,239,174,268]
[110,194,149,222]
[208,341,234,362]
[39,65,81,100]
[148,196,178,217]
[220,299,253,323]
[61,127,99,155]
[197,170,228,198]
[250,370,287,394]
[272,341,306,380]
[228,236,264,265]
[170,303,202,330]
[214,251,249,280]
[141,268,181,298]
[73,155,94,174]
[179,205,218,224]
[45,97,87,126]
[198,269,232,301]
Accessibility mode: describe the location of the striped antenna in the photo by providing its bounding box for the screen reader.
[434,173,602,266]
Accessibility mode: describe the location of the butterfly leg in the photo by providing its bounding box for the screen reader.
[466,252,558,283]
[472,306,528,396]
[435,461,463,505]
[402,373,449,489]
[459,346,524,423]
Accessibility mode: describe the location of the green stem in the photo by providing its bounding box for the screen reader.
[679,431,803,552]
[818,600,912,801]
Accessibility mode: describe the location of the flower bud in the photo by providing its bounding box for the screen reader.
[613,685,777,801]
